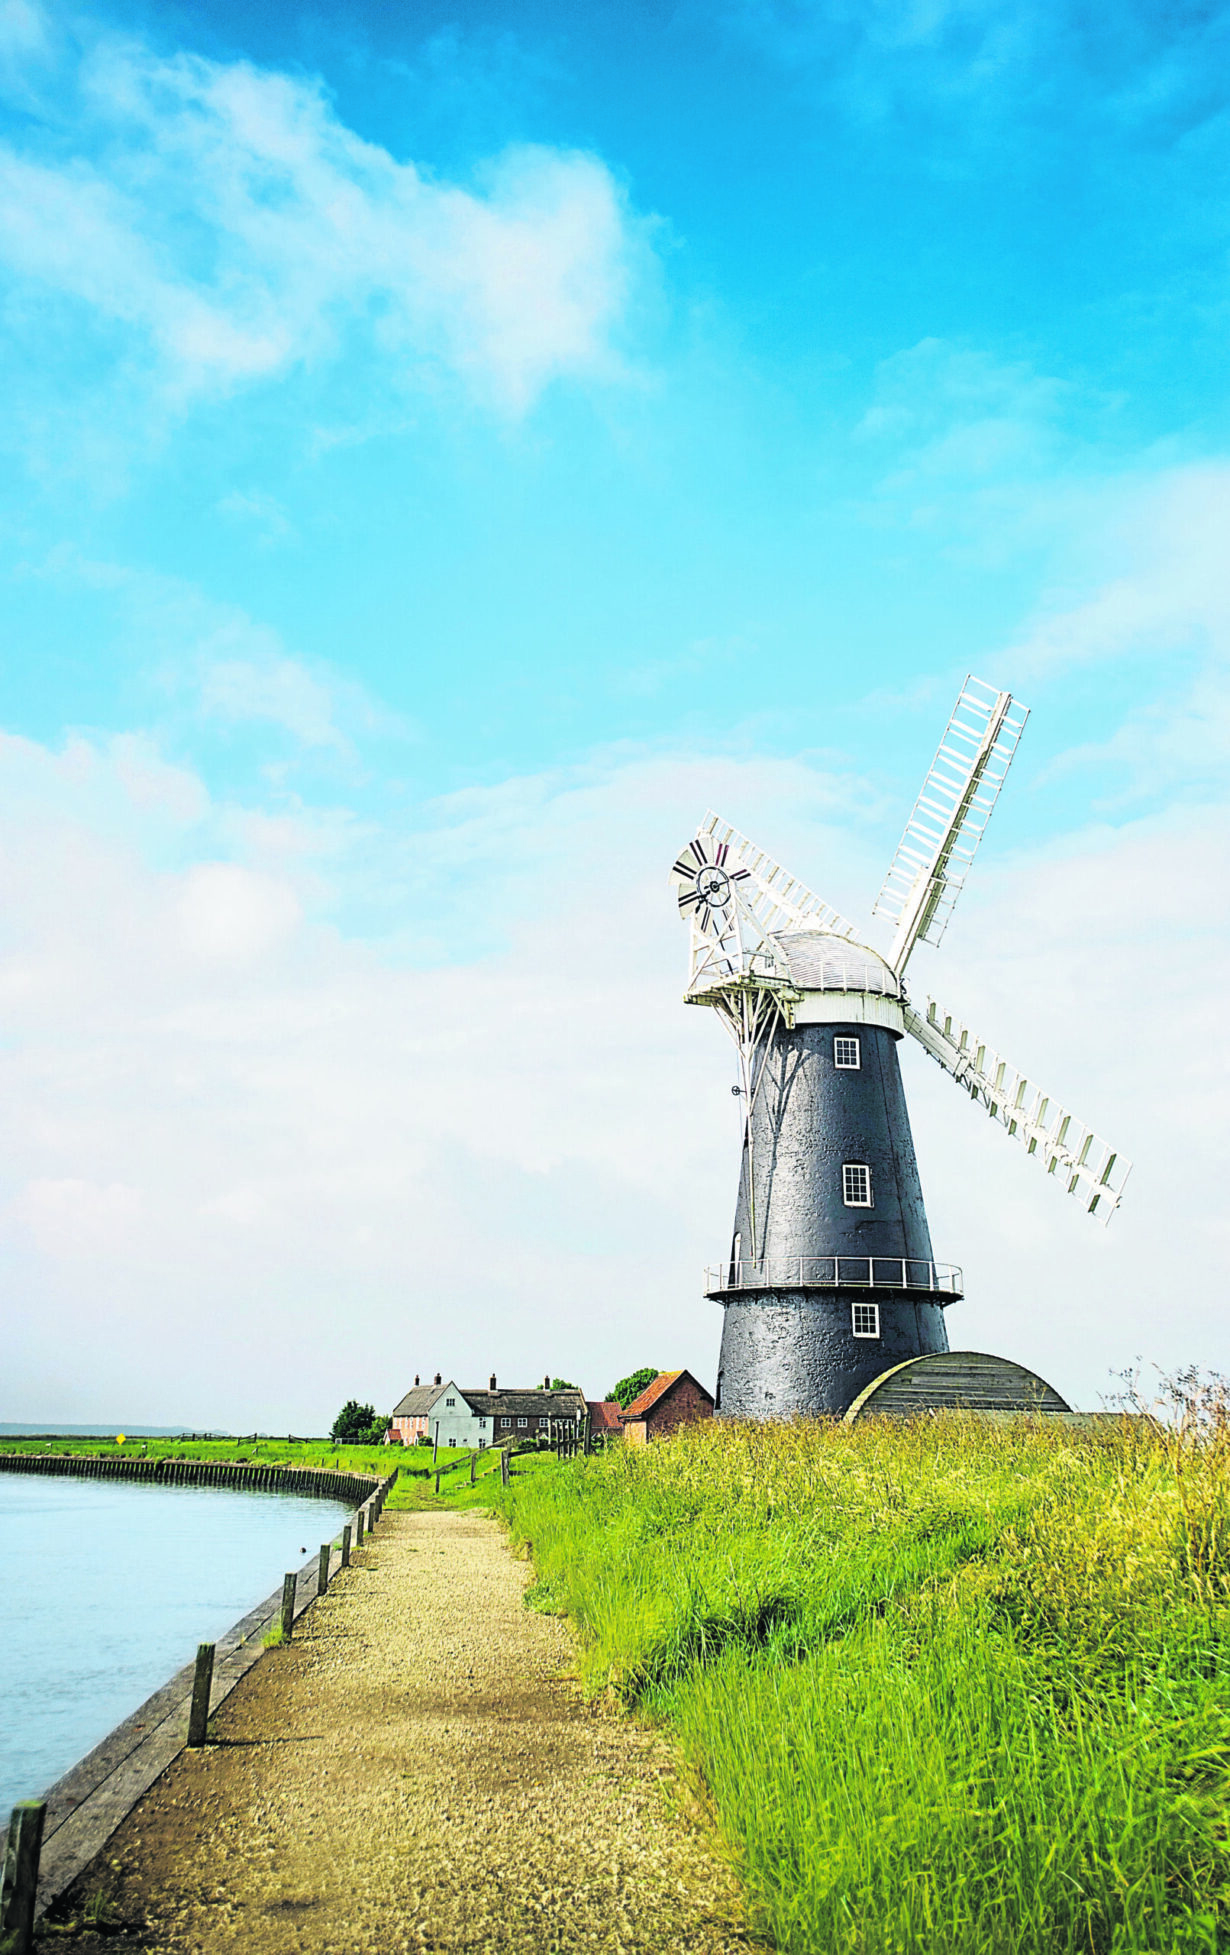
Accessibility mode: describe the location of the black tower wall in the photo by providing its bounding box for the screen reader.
[715,1016,950,1418]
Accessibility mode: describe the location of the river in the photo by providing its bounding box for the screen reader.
[0,1470,352,1813]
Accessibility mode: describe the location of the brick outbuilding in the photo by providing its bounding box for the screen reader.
[620,1370,714,1445]
[586,1399,625,1443]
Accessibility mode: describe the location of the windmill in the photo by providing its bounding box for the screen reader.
[670,675,1130,1420]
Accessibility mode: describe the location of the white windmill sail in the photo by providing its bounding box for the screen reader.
[903,996,1131,1223]
[874,676,1030,977]
[670,812,858,1001]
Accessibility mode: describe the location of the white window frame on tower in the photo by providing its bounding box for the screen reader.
[852,1302,880,1338]
[843,1162,873,1207]
[834,1036,861,1069]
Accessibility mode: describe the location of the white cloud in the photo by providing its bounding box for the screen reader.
[217,490,294,544]
[856,338,1072,479]
[10,1179,143,1258]
[197,656,352,753]
[176,863,301,963]
[1006,463,1230,676]
[26,549,404,761]
[0,25,649,416]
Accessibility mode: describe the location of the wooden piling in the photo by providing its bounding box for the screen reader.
[0,1799,46,1955]
[280,1572,296,1642]
[317,1544,330,1596]
[341,1522,351,1568]
[355,1509,364,1547]
[186,1643,214,1747]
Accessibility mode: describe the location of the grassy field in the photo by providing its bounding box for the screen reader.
[0,1432,559,1511]
[496,1409,1230,1955]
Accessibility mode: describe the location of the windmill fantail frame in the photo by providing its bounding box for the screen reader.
[670,675,1131,1421]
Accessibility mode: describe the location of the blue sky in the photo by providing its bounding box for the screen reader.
[2,0,1228,1425]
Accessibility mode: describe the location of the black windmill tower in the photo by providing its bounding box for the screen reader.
[670,676,1130,1420]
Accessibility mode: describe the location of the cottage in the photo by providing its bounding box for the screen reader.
[389,1372,587,1449]
[464,1376,587,1446]
[620,1370,714,1445]
[389,1375,489,1448]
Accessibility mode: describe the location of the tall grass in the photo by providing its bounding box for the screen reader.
[498,1412,1230,1954]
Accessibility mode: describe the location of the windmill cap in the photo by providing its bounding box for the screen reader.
[770,931,900,995]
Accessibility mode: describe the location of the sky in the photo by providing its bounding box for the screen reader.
[1,0,1228,1429]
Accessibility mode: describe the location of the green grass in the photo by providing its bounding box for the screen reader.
[495,1412,1230,1955]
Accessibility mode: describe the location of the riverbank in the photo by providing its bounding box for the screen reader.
[0,1474,363,1817]
[0,1434,534,1508]
[40,1507,754,1954]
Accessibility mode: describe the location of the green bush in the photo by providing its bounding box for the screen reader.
[609,1366,658,1408]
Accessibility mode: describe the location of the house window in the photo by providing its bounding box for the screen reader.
[539,1417,549,1427]
[852,1302,880,1339]
[500,1417,512,1428]
[517,1416,527,1428]
[843,1162,873,1207]
[834,1036,860,1069]
[444,1396,455,1406]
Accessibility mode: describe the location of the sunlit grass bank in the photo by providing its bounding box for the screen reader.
[498,1412,1230,1955]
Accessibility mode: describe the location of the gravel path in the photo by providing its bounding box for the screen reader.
[42,1508,758,1953]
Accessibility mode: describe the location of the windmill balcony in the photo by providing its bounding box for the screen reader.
[705,1256,964,1299]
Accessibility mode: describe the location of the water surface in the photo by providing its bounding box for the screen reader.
[0,1471,350,1812]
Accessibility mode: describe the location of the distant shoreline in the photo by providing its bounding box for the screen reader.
[0,1424,209,1438]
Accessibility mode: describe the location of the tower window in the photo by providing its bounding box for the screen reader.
[852,1302,880,1338]
[834,1037,860,1069]
[843,1162,873,1207]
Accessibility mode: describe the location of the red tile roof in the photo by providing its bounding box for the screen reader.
[586,1399,624,1434]
[621,1370,685,1419]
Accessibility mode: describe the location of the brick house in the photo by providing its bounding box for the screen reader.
[620,1370,714,1445]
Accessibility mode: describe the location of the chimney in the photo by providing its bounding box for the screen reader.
[433,1371,441,1386]
[489,1372,497,1391]
[414,1373,420,1386]
[543,1373,551,1390]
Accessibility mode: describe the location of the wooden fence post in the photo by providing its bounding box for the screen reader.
[434,1467,441,1494]
[317,1544,330,1596]
[0,1799,46,1955]
[341,1523,351,1568]
[280,1572,296,1642]
[355,1509,364,1547]
[500,1448,510,1487]
[187,1643,214,1747]
[470,1451,476,1485]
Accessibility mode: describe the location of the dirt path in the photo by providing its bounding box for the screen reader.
[43,1508,757,1954]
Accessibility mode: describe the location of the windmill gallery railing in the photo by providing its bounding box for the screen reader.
[705,1257,964,1296]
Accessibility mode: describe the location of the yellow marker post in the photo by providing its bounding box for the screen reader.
[116,1434,126,1445]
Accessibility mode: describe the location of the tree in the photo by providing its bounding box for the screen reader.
[610,1367,659,1409]
[331,1400,377,1442]
[549,1377,578,1390]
